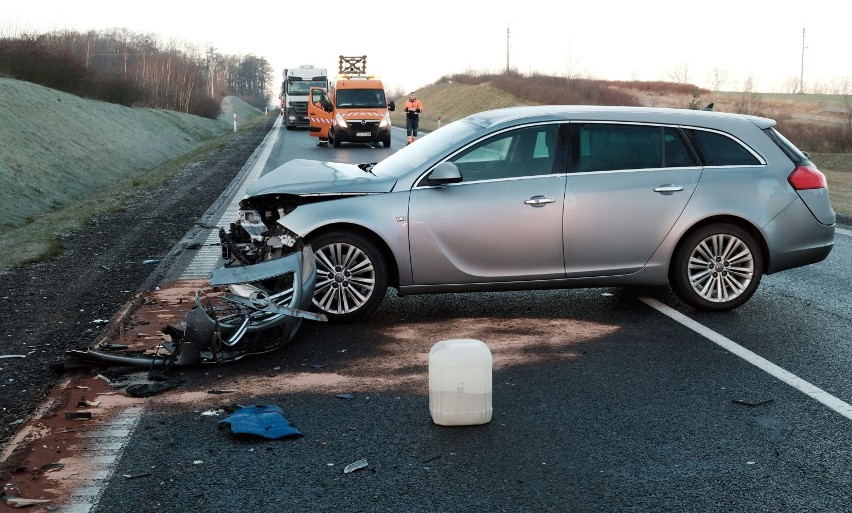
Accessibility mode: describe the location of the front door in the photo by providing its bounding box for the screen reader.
[307,87,332,139]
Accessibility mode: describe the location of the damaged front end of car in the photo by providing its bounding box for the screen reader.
[65,220,324,369]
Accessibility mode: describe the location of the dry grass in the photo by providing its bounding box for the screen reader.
[812,153,852,217]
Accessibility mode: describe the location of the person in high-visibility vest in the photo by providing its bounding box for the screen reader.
[403,93,424,145]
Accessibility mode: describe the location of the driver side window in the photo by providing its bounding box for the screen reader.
[450,124,559,182]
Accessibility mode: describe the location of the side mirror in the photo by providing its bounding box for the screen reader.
[428,162,463,185]
[388,100,395,112]
[323,102,334,113]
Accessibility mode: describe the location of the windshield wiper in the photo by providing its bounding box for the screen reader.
[358,163,377,175]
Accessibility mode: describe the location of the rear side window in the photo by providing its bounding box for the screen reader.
[574,123,695,172]
[682,129,761,166]
[764,127,809,165]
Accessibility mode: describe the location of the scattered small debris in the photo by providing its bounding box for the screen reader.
[218,404,303,440]
[76,400,101,408]
[421,454,442,464]
[91,319,109,325]
[207,389,238,395]
[95,374,111,384]
[732,399,775,408]
[39,463,65,473]
[1,494,51,508]
[65,412,93,420]
[125,380,184,398]
[142,259,161,265]
[344,458,368,474]
[99,343,128,351]
[201,409,223,416]
[123,472,151,480]
[335,393,355,400]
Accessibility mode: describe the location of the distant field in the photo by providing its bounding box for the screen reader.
[812,153,852,218]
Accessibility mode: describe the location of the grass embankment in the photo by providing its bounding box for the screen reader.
[0,126,262,269]
[0,77,267,269]
[390,82,533,132]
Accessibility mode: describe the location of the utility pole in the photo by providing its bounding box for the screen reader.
[506,26,510,76]
[799,27,806,94]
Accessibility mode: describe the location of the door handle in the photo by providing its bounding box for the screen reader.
[524,196,556,207]
[653,185,684,194]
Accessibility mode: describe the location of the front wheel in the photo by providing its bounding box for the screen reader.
[670,223,763,311]
[308,232,388,322]
[382,136,391,148]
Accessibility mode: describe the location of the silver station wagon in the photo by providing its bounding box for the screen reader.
[220,106,836,321]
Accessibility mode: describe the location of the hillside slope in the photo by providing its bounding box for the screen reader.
[0,78,262,233]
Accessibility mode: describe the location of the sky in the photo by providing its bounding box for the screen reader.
[3,0,851,97]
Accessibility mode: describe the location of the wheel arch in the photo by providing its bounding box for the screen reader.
[668,215,770,281]
[304,222,401,288]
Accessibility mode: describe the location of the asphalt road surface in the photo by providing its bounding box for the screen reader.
[8,119,852,512]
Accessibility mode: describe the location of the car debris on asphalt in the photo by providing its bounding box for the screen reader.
[343,459,369,474]
[217,404,303,440]
[63,244,325,371]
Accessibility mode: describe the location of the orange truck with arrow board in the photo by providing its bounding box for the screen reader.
[308,55,396,148]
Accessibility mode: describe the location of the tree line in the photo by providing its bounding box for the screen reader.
[0,28,273,119]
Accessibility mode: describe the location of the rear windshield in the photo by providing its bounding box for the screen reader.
[763,127,810,165]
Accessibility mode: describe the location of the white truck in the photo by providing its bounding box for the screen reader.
[280,65,329,130]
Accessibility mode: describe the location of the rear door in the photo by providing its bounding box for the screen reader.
[562,122,701,276]
[307,87,332,139]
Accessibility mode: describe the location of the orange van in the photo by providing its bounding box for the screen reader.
[308,75,396,147]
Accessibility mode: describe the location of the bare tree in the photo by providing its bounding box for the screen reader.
[667,62,690,84]
[708,67,728,92]
[732,75,763,115]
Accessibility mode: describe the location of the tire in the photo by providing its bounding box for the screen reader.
[308,231,388,322]
[382,136,391,148]
[670,223,763,311]
[331,128,342,148]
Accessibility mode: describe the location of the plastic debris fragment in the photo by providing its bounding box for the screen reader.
[218,404,303,440]
[344,458,368,474]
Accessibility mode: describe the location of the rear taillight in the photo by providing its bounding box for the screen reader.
[788,164,827,190]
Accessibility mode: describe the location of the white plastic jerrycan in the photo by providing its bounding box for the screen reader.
[429,339,493,426]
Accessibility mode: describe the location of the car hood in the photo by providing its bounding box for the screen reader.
[246,159,397,197]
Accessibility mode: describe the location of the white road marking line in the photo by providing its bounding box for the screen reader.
[179,116,281,280]
[836,226,852,237]
[640,297,852,421]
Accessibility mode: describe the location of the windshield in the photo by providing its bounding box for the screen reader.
[336,89,387,108]
[287,80,327,95]
[372,119,480,179]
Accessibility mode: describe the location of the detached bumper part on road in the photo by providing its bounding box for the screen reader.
[65,246,323,369]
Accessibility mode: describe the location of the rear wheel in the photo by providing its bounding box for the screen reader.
[308,232,388,322]
[671,223,763,311]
